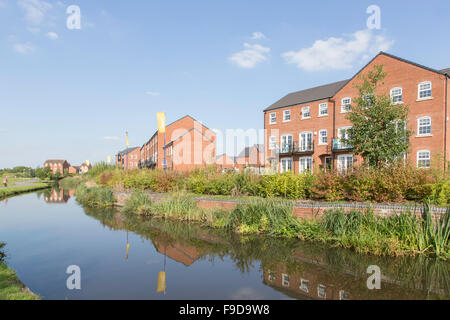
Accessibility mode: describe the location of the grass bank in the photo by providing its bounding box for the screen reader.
[0,183,51,199]
[0,243,39,300]
[118,190,449,259]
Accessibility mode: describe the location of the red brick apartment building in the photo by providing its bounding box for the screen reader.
[116,147,141,170]
[264,52,450,174]
[139,115,216,172]
[44,160,70,175]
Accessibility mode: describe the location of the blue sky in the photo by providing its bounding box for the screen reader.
[1,0,449,168]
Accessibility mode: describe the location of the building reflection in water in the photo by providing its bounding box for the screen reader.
[43,188,75,204]
[80,206,449,301]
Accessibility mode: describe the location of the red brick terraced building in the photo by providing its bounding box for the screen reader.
[44,160,71,175]
[264,52,450,174]
[139,115,216,172]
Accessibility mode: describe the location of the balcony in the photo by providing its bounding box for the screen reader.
[332,139,353,152]
[279,141,314,155]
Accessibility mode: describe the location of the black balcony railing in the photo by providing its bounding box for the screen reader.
[280,141,314,155]
[332,139,353,151]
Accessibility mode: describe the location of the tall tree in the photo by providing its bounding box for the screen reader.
[343,65,412,167]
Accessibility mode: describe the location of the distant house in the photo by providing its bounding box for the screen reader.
[235,144,265,172]
[68,166,80,175]
[116,147,141,170]
[79,162,92,174]
[44,160,70,176]
[216,154,238,172]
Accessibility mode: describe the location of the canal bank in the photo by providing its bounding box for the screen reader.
[72,182,450,259]
[0,243,39,300]
[0,182,52,200]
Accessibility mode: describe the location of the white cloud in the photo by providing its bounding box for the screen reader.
[13,42,36,55]
[251,32,266,40]
[46,31,58,40]
[282,29,394,71]
[229,43,270,69]
[102,136,120,141]
[146,91,160,96]
[17,0,52,25]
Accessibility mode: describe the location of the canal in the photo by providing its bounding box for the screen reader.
[0,187,448,300]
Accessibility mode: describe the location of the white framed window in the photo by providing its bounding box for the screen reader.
[390,87,403,104]
[319,103,328,116]
[364,94,373,107]
[341,97,351,113]
[418,82,432,99]
[417,150,431,168]
[283,110,291,122]
[319,130,328,145]
[302,106,311,119]
[300,279,309,293]
[337,127,352,148]
[418,116,432,136]
[269,112,277,124]
[318,285,327,299]
[282,274,290,287]
[337,154,354,173]
[299,132,313,152]
[280,158,293,173]
[268,271,275,282]
[299,157,313,174]
[281,135,293,153]
[269,136,277,150]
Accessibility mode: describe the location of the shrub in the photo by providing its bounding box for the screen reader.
[0,242,6,262]
[226,200,299,236]
[75,185,116,207]
[431,179,450,206]
[121,191,152,215]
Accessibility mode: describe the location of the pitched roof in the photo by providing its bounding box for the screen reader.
[440,68,450,75]
[264,80,349,112]
[44,160,68,164]
[237,144,264,158]
[118,147,139,155]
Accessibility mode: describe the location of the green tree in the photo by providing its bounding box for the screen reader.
[343,65,412,168]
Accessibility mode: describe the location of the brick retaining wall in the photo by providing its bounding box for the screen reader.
[113,192,446,219]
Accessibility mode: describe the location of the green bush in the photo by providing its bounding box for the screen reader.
[121,191,153,215]
[226,200,300,236]
[0,243,6,262]
[431,179,450,206]
[75,185,115,207]
[258,173,314,199]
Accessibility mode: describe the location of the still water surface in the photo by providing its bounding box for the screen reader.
[0,188,448,300]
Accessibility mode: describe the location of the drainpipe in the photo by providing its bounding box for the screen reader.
[445,74,448,172]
